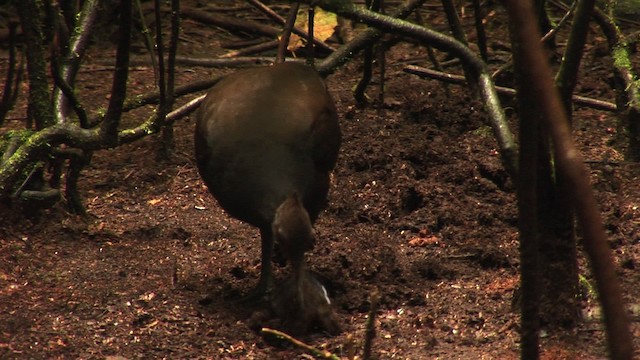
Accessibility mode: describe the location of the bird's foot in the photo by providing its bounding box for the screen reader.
[236,280,273,305]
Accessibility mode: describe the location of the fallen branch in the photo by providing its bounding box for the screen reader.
[260,328,340,360]
[363,289,380,360]
[220,39,279,58]
[181,7,280,38]
[404,65,617,112]
[123,55,277,68]
[121,76,223,112]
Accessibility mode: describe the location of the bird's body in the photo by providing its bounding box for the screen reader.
[194,62,341,305]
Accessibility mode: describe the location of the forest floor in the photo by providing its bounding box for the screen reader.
[1,1,639,359]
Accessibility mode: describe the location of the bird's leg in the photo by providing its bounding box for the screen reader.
[291,255,307,308]
[258,227,275,295]
[237,228,274,304]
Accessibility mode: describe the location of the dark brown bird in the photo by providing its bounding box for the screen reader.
[194,62,341,302]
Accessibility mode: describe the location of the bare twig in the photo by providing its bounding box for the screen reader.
[354,0,378,107]
[260,328,340,360]
[363,289,380,360]
[277,2,300,63]
[555,0,597,115]
[404,65,618,112]
[221,39,280,58]
[124,55,278,67]
[182,7,280,37]
[471,0,488,61]
[164,0,180,128]
[306,5,315,66]
[121,77,222,113]
[440,0,475,91]
[540,0,576,44]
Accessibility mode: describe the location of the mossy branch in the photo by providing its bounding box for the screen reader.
[592,7,640,160]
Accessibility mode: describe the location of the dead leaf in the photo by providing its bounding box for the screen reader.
[408,235,441,247]
[288,7,337,51]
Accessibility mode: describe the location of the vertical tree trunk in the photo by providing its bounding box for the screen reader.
[16,0,55,130]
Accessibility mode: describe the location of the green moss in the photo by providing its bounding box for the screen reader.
[612,44,632,71]
[0,130,35,154]
[579,274,597,300]
[472,126,493,138]
[96,107,107,117]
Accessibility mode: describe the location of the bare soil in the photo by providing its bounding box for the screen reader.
[1,1,639,359]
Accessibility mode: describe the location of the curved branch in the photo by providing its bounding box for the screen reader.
[0,125,100,195]
[54,0,101,124]
[317,0,426,76]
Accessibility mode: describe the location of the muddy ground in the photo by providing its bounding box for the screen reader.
[1,1,639,359]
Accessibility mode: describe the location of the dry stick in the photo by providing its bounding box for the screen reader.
[246,0,334,53]
[166,94,206,123]
[220,38,266,49]
[165,0,180,126]
[260,328,340,360]
[404,65,617,112]
[471,0,488,61]
[126,55,278,67]
[220,39,280,58]
[181,7,280,38]
[363,289,380,360]
[354,0,377,107]
[503,1,633,359]
[160,0,181,153]
[555,0,597,115]
[540,0,576,44]
[153,0,167,121]
[440,0,475,92]
[414,7,450,96]
[277,2,300,64]
[121,77,223,113]
[376,0,386,106]
[306,4,316,66]
[136,0,160,90]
